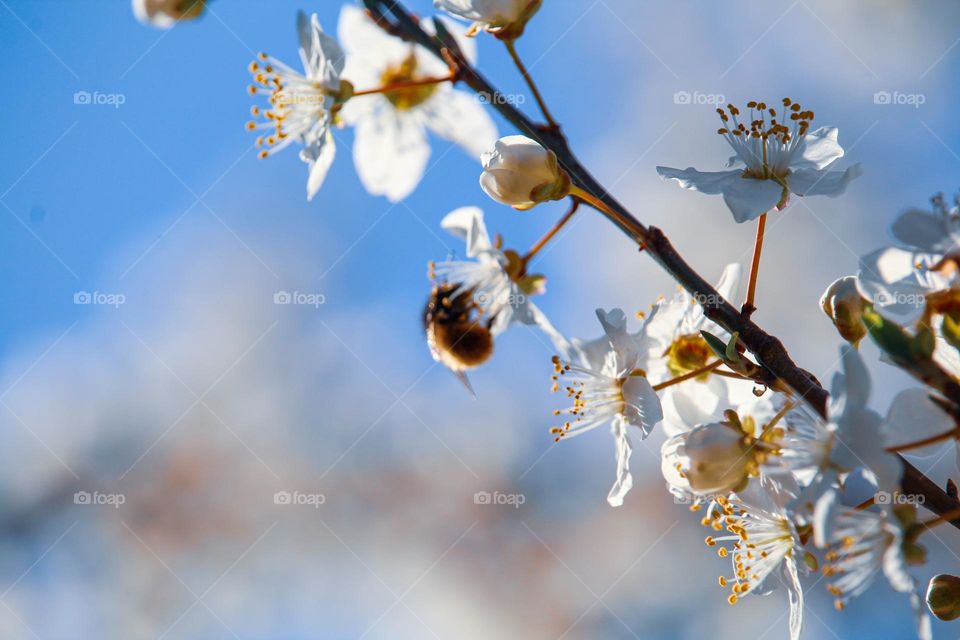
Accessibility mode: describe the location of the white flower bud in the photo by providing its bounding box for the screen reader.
[434,0,542,40]
[480,135,570,210]
[132,0,206,28]
[820,276,867,344]
[663,422,752,496]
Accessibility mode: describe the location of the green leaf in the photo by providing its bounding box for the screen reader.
[862,306,932,366]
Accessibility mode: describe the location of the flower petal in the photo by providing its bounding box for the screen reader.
[793,126,844,170]
[607,417,634,507]
[297,11,345,80]
[721,175,784,223]
[882,388,954,456]
[784,559,805,640]
[302,129,336,201]
[656,166,741,195]
[621,375,663,436]
[714,262,743,302]
[891,208,955,253]
[353,110,430,202]
[660,377,724,438]
[422,88,498,160]
[857,247,938,324]
[337,4,409,68]
[440,206,492,256]
[788,164,862,197]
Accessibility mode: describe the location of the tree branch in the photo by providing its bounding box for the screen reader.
[365,0,960,528]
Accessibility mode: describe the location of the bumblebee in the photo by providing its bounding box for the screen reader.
[423,283,494,393]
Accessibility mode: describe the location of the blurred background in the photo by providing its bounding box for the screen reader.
[1,0,960,637]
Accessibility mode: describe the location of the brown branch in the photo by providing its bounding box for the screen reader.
[364,0,960,528]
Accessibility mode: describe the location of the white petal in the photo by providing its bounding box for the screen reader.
[440,206,492,255]
[422,89,498,160]
[830,345,870,416]
[528,304,574,358]
[792,126,844,170]
[714,262,743,302]
[353,110,430,202]
[911,591,933,640]
[607,418,634,507]
[298,11,345,79]
[891,208,955,253]
[784,560,804,640]
[857,247,936,324]
[721,175,784,223]
[621,375,663,436]
[660,377,724,438]
[788,164,862,197]
[882,388,953,456]
[595,308,639,370]
[656,166,741,195]
[811,485,839,548]
[337,4,409,67]
[302,130,336,201]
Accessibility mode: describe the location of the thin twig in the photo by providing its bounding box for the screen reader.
[504,39,558,129]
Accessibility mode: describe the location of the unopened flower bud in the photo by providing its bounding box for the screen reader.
[434,0,542,40]
[664,422,753,495]
[927,574,960,621]
[820,276,867,345]
[480,136,570,210]
[133,0,206,28]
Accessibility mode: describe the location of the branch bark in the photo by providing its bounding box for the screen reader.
[365,0,960,528]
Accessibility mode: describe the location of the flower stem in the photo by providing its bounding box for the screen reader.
[351,73,456,97]
[886,427,960,453]
[652,360,722,391]
[711,369,752,381]
[744,213,767,313]
[504,39,558,129]
[522,199,579,268]
[918,506,960,530]
[569,187,648,244]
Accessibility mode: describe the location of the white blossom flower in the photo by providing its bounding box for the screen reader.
[701,477,806,640]
[337,6,497,202]
[132,0,205,28]
[247,12,346,200]
[657,99,862,223]
[480,135,570,210]
[644,263,756,438]
[551,309,663,506]
[858,193,960,323]
[431,206,565,342]
[434,0,543,39]
[665,347,905,508]
[790,347,903,518]
[818,504,931,640]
